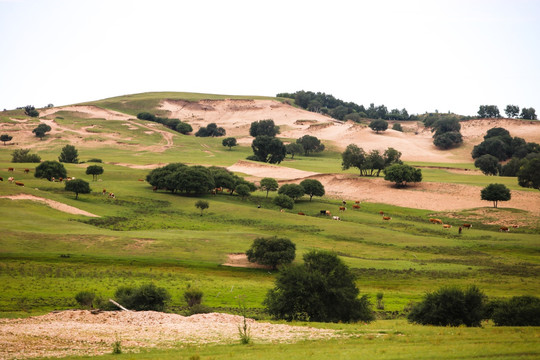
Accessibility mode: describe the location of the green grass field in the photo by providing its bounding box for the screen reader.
[0,93,538,359]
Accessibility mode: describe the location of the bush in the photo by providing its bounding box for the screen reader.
[383,164,422,187]
[87,158,103,163]
[11,149,41,163]
[195,123,226,137]
[474,154,500,175]
[407,285,486,327]
[369,119,388,133]
[184,288,204,307]
[433,131,463,149]
[176,122,193,134]
[58,144,79,163]
[35,161,67,181]
[114,283,171,311]
[273,194,294,209]
[246,236,296,270]
[75,291,96,309]
[491,296,540,326]
[392,123,403,132]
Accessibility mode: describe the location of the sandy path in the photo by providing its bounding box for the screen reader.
[0,194,99,217]
[0,310,339,359]
[40,106,133,121]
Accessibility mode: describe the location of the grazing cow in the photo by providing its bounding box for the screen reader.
[458,226,462,234]
[511,225,519,229]
[332,216,341,221]
[325,210,331,216]
[383,216,392,220]
[379,211,384,215]
[0,176,2,181]
[342,200,347,205]
[8,167,14,172]
[15,181,24,186]
[462,224,472,229]
[280,209,284,213]
[355,200,360,204]
[8,177,14,183]
[24,169,29,174]
[499,226,509,232]
[352,204,360,209]
[102,189,107,195]
[430,218,443,224]
[297,212,305,216]
[443,224,452,229]
[108,192,116,199]
[320,210,327,215]
[59,177,63,182]
[339,206,346,212]
[138,179,144,182]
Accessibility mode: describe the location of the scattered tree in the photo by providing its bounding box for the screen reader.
[58,144,79,163]
[383,164,422,187]
[11,149,41,163]
[433,131,463,149]
[505,105,520,118]
[478,105,500,118]
[296,135,325,155]
[32,123,51,140]
[491,296,540,326]
[24,105,39,117]
[273,194,294,209]
[285,143,304,159]
[369,119,388,133]
[246,236,296,270]
[249,119,280,137]
[264,250,374,323]
[86,165,104,181]
[222,137,237,150]
[517,158,540,190]
[0,134,12,146]
[176,122,193,134]
[235,184,251,200]
[277,183,304,201]
[195,200,209,216]
[472,137,511,161]
[35,161,67,181]
[481,183,511,208]
[299,179,325,201]
[407,285,486,327]
[520,107,537,120]
[251,135,286,164]
[195,123,226,137]
[474,154,500,175]
[65,179,91,199]
[260,177,279,198]
[500,157,522,177]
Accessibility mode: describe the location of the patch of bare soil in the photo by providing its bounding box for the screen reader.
[223,253,272,269]
[0,194,99,217]
[227,160,318,180]
[0,310,339,359]
[108,162,167,170]
[39,106,133,121]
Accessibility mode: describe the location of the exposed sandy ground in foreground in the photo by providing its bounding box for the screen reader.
[0,310,340,359]
[0,194,99,217]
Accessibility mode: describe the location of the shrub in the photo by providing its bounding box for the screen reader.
[195,123,226,137]
[384,164,422,187]
[369,119,388,133]
[273,194,294,209]
[474,154,500,175]
[246,236,296,270]
[24,105,39,117]
[184,288,204,307]
[195,200,209,216]
[392,123,403,132]
[87,158,103,163]
[491,296,540,326]
[176,122,193,134]
[58,144,79,163]
[433,131,463,149]
[407,285,486,327]
[11,148,41,163]
[35,161,67,181]
[75,291,96,309]
[114,283,171,311]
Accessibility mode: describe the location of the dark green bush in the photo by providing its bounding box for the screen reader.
[75,291,96,309]
[273,194,294,209]
[87,158,103,163]
[11,148,41,163]
[246,236,296,270]
[491,296,540,326]
[114,283,171,311]
[184,288,204,307]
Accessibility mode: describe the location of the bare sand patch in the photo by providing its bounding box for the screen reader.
[0,194,99,217]
[223,253,272,269]
[227,160,318,180]
[108,162,166,170]
[40,106,134,121]
[0,310,339,359]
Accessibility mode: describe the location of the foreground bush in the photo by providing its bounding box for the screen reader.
[246,236,296,270]
[407,285,485,327]
[491,296,540,326]
[75,291,96,309]
[114,283,171,311]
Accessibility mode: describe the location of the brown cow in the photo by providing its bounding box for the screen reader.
[462,224,472,229]
[499,226,509,232]
[511,225,519,229]
[352,204,360,209]
[383,216,391,220]
[339,206,346,211]
[355,201,360,204]
[430,218,443,224]
[443,224,452,229]
[24,169,29,174]
[8,167,14,172]
[379,211,384,215]
[0,176,2,181]
[15,181,24,186]
[297,212,305,216]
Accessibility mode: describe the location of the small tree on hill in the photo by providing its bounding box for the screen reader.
[249,119,280,137]
[285,143,304,159]
[260,177,279,198]
[273,194,294,209]
[246,236,296,270]
[505,105,520,118]
[251,135,286,164]
[24,105,39,117]
[481,183,511,208]
[195,200,209,216]
[32,123,51,140]
[369,119,388,133]
[278,183,304,201]
[86,165,104,181]
[195,123,226,137]
[222,137,237,150]
[384,164,422,187]
[176,122,193,134]
[59,144,79,163]
[296,135,325,155]
[474,154,500,175]
[65,179,91,199]
[1,134,12,146]
[299,179,325,201]
[35,161,67,181]
[236,184,251,200]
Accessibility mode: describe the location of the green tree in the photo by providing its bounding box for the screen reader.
[407,286,486,327]
[478,105,500,118]
[146,163,187,190]
[195,123,226,137]
[65,179,91,199]
[432,118,461,137]
[236,184,251,200]
[260,177,279,198]
[520,107,537,120]
[209,166,236,191]
[246,236,296,270]
[249,119,280,137]
[35,161,67,181]
[383,164,422,187]
[369,119,388,133]
[500,157,522,177]
[222,137,237,150]
[481,183,511,208]
[58,144,79,163]
[273,194,294,209]
[433,131,463,149]
[176,122,193,134]
[341,144,367,173]
[1,134,12,145]
[251,135,286,164]
[472,137,511,161]
[24,105,39,117]
[114,283,171,311]
[491,296,540,326]
[285,143,304,159]
[484,127,510,140]
[299,179,325,201]
[517,158,540,190]
[296,135,325,155]
[195,200,209,216]
[383,147,403,167]
[11,149,41,163]
[474,154,500,175]
[86,165,104,181]
[32,123,51,140]
[278,183,304,201]
[504,105,520,118]
[264,250,374,323]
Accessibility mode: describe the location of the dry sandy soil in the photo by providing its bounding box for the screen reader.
[0,310,341,359]
[0,194,99,217]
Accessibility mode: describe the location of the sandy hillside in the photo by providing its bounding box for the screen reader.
[0,310,341,359]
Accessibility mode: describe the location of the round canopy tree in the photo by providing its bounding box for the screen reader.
[235,184,251,200]
[65,179,91,199]
[251,135,286,164]
[32,123,51,140]
[58,145,79,163]
[299,179,325,201]
[278,183,304,201]
[222,137,237,150]
[260,177,279,198]
[195,200,209,216]
[249,119,280,137]
[35,161,67,181]
[369,119,388,133]
[296,135,325,155]
[481,183,511,208]
[86,165,104,181]
[1,134,13,146]
[474,154,500,176]
[285,143,304,159]
[246,236,296,270]
[273,194,294,209]
[383,164,422,187]
[517,158,540,190]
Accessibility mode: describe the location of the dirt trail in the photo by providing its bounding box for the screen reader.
[0,194,99,217]
[0,310,340,359]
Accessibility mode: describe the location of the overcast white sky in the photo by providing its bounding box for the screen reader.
[1,0,539,115]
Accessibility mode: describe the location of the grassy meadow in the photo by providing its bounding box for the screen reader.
[0,93,538,359]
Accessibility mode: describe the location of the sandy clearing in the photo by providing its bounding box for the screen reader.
[40,106,134,121]
[223,253,272,269]
[0,194,100,217]
[227,160,318,180]
[0,310,340,359]
[108,162,167,169]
